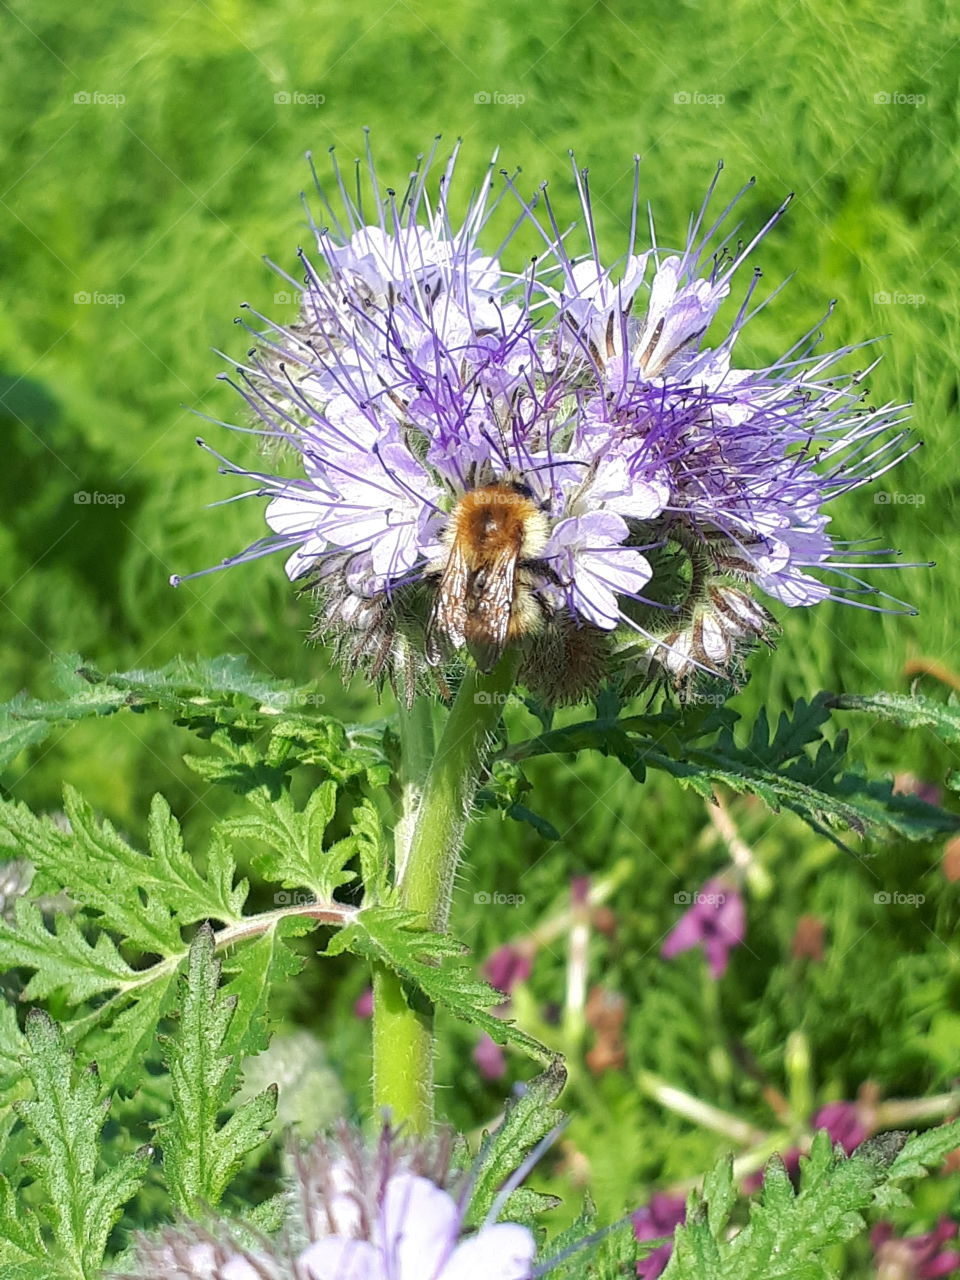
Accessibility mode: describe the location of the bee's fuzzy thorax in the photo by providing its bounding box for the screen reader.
[445,483,548,563]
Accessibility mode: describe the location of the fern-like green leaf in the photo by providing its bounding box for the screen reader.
[664,1122,960,1280]
[158,926,276,1215]
[466,1059,567,1228]
[325,907,550,1063]
[14,1011,150,1280]
[507,693,959,847]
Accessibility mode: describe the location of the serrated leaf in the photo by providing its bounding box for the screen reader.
[0,654,310,770]
[219,918,308,1066]
[0,1000,26,1080]
[350,798,388,905]
[507,693,960,848]
[466,1059,567,1227]
[77,973,178,1093]
[663,1123,960,1280]
[0,787,246,956]
[872,1118,960,1211]
[0,654,389,787]
[221,778,356,899]
[145,794,247,924]
[0,1174,47,1271]
[14,1011,150,1279]
[159,927,276,1214]
[834,690,960,744]
[325,907,550,1064]
[0,900,136,1003]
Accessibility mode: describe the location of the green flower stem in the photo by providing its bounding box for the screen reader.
[371,963,433,1131]
[401,654,520,930]
[372,654,521,1131]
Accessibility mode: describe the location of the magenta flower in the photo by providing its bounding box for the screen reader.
[661,878,746,978]
[354,986,374,1019]
[473,1034,507,1081]
[871,1218,960,1278]
[482,945,534,996]
[632,1193,686,1279]
[812,1100,869,1153]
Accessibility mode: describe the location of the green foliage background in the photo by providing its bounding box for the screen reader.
[2,0,959,1268]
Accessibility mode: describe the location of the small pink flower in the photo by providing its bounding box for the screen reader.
[661,878,746,979]
[473,1034,507,1081]
[812,1100,869,1154]
[632,1193,686,1279]
[871,1217,960,1278]
[482,945,533,996]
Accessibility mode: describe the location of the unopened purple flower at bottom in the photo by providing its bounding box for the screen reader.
[661,877,746,978]
[632,1193,686,1279]
[300,1173,534,1280]
[132,1126,535,1280]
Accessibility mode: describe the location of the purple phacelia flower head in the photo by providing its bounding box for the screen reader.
[871,1217,960,1279]
[174,140,917,704]
[661,876,746,978]
[632,1192,687,1279]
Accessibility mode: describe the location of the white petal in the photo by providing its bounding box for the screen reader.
[222,1259,265,1280]
[299,1237,381,1280]
[266,494,327,538]
[440,1224,536,1280]
[382,1174,460,1280]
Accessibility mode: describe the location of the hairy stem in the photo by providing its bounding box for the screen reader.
[372,655,520,1131]
[402,655,520,928]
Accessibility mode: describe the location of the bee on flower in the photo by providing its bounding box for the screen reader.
[174,138,917,705]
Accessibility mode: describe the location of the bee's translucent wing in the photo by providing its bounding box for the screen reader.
[425,540,470,666]
[463,548,519,672]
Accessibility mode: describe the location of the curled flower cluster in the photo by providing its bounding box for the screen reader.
[176,138,914,703]
[131,1125,535,1280]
